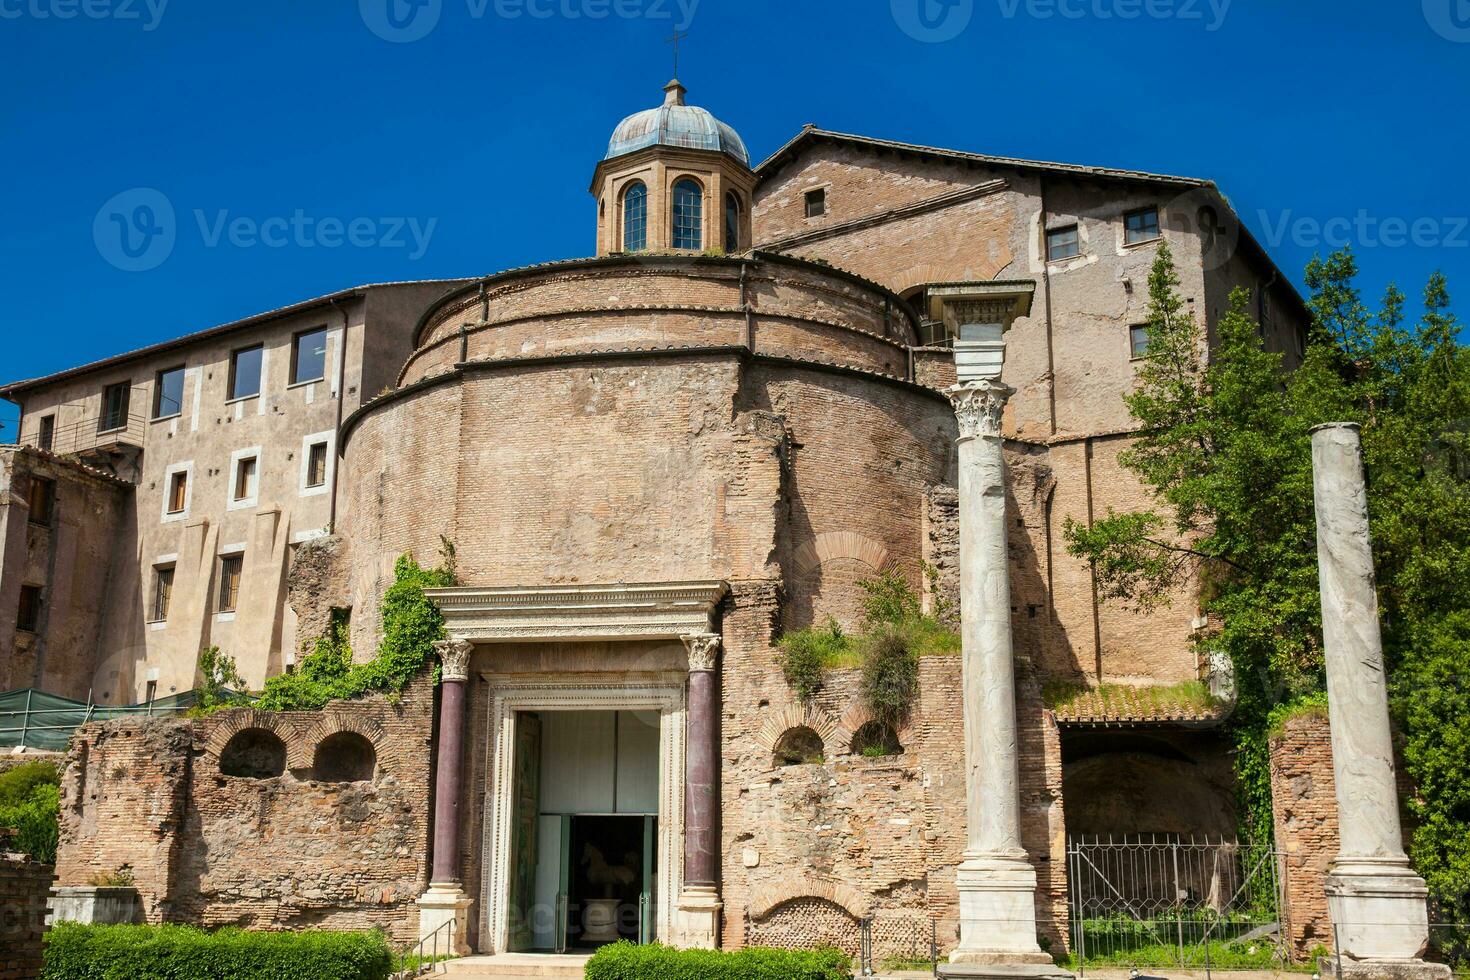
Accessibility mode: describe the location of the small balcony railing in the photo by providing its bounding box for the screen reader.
[13,411,149,461]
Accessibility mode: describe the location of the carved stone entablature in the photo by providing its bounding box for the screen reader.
[948,298,1016,326]
[948,379,1013,440]
[425,581,728,644]
[681,633,721,672]
[434,636,474,682]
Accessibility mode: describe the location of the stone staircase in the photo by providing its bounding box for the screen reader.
[440,953,590,979]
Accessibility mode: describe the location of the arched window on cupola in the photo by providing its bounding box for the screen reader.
[622,181,648,252]
[672,178,704,250]
[724,192,741,252]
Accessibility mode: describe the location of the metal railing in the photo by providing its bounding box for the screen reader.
[13,410,149,458]
[392,918,456,980]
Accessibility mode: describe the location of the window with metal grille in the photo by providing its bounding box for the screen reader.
[152,567,174,622]
[218,555,243,612]
[622,182,647,252]
[37,415,55,452]
[99,381,131,432]
[1047,225,1080,261]
[306,442,329,489]
[671,178,703,250]
[1124,207,1160,246]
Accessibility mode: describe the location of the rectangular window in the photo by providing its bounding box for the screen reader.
[144,680,158,703]
[99,381,131,432]
[233,456,258,502]
[291,327,328,385]
[1046,225,1080,261]
[306,441,329,489]
[804,188,826,218]
[167,471,189,514]
[1130,324,1151,359]
[27,477,55,527]
[154,366,186,419]
[17,585,42,633]
[218,555,243,612]
[152,566,174,622]
[37,415,55,452]
[1124,207,1161,246]
[229,345,264,401]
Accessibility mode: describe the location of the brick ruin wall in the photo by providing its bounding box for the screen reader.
[54,676,436,944]
[0,851,50,980]
[1270,709,1339,958]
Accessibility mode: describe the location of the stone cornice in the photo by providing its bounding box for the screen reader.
[426,581,728,643]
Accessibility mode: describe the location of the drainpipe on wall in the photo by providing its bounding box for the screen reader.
[328,298,350,534]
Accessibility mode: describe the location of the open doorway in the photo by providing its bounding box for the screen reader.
[507,710,660,953]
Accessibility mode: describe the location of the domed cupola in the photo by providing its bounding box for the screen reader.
[605,79,750,167]
[591,81,756,257]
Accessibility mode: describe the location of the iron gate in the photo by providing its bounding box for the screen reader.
[1067,834,1288,971]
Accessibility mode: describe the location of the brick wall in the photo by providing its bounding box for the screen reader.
[1270,709,1335,956]
[55,675,436,944]
[0,851,50,980]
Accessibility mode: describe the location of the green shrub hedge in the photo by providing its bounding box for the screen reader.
[585,942,852,980]
[0,760,60,864]
[42,923,394,980]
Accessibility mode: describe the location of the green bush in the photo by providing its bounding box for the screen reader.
[777,617,849,702]
[42,923,393,980]
[254,547,456,712]
[585,941,852,980]
[0,760,60,863]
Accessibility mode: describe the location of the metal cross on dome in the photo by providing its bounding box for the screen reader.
[665,28,689,77]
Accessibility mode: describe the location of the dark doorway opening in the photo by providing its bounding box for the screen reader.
[566,814,654,949]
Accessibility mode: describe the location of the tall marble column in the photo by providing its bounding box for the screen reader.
[1311,424,1447,978]
[675,632,722,948]
[942,380,1067,980]
[418,636,474,954]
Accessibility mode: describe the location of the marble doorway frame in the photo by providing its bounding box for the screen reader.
[479,677,686,954]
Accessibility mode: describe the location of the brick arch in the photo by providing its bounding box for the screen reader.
[793,531,890,577]
[753,703,840,757]
[204,710,307,770]
[747,873,871,921]
[836,702,913,755]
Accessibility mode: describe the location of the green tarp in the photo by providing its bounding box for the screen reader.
[0,687,203,750]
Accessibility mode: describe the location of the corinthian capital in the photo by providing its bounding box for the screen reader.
[948,379,1013,440]
[434,636,474,683]
[681,633,721,673]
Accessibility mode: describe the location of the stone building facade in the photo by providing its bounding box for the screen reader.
[10,82,1328,959]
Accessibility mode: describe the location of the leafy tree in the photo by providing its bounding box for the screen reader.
[1065,240,1470,920]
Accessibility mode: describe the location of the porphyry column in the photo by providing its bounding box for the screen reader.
[1311,423,1447,978]
[676,632,722,948]
[418,636,475,954]
[942,380,1065,979]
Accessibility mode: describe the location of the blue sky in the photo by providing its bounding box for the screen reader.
[2,0,1467,438]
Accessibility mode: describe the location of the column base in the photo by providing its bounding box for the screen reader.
[673,885,722,949]
[1317,957,1452,980]
[949,855,1061,969]
[940,964,1075,980]
[417,883,473,956]
[1327,861,1435,963]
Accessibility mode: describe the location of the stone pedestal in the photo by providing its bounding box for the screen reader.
[419,637,474,955]
[675,633,722,948]
[1311,424,1448,980]
[48,886,140,926]
[945,381,1069,980]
